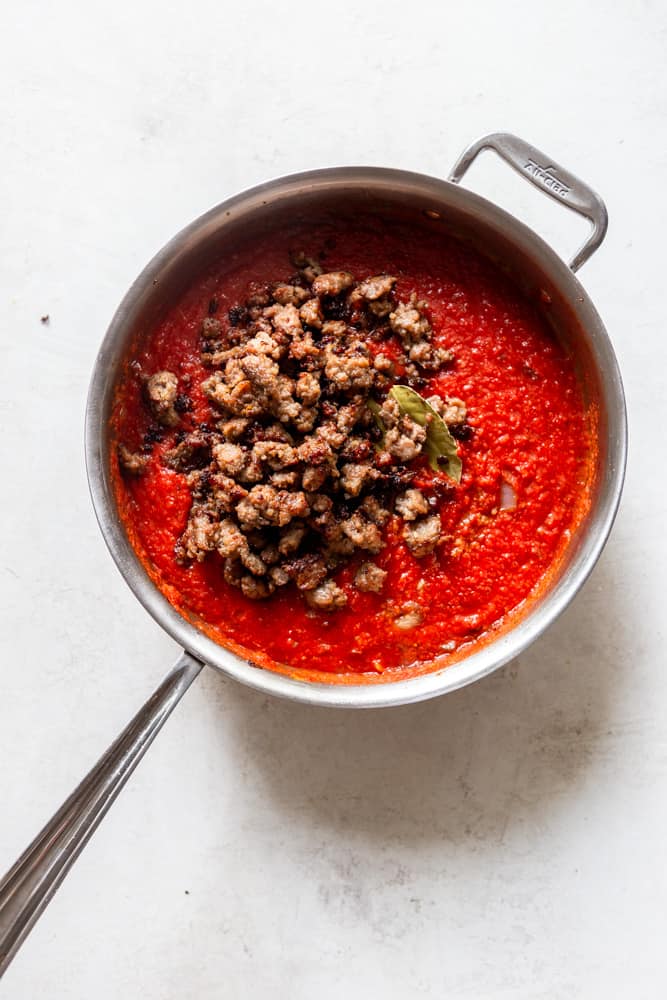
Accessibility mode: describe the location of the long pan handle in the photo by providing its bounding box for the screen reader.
[0,650,203,978]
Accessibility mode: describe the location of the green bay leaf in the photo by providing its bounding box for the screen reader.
[366,398,385,432]
[366,398,386,452]
[389,385,463,483]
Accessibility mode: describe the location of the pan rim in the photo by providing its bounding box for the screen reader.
[85,164,627,708]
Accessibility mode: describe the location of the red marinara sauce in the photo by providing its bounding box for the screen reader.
[112,217,594,682]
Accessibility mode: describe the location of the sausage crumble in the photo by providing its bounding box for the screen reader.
[121,258,467,609]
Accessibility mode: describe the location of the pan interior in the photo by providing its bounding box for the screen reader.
[86,168,626,707]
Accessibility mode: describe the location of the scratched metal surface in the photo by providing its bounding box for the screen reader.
[0,1,664,996]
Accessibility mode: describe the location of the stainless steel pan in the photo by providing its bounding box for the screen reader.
[0,133,626,975]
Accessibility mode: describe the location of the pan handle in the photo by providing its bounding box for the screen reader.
[0,650,203,978]
[448,132,608,272]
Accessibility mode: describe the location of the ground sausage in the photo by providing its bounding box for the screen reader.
[354,562,387,592]
[395,488,429,521]
[311,271,354,297]
[305,579,348,610]
[117,443,148,475]
[146,371,180,427]
[403,514,442,557]
[167,256,462,606]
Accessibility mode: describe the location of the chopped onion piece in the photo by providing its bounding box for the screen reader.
[394,603,424,630]
[499,478,518,510]
[395,611,422,630]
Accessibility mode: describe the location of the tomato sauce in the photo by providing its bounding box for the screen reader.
[112,216,593,681]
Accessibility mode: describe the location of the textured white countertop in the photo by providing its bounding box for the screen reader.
[2,1,665,996]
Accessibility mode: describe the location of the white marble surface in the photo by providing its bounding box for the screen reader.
[1,1,665,996]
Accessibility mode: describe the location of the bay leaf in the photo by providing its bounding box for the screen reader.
[366,399,387,454]
[390,385,463,482]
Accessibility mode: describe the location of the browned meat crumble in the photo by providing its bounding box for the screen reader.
[145,371,180,426]
[123,256,469,609]
[117,442,148,476]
